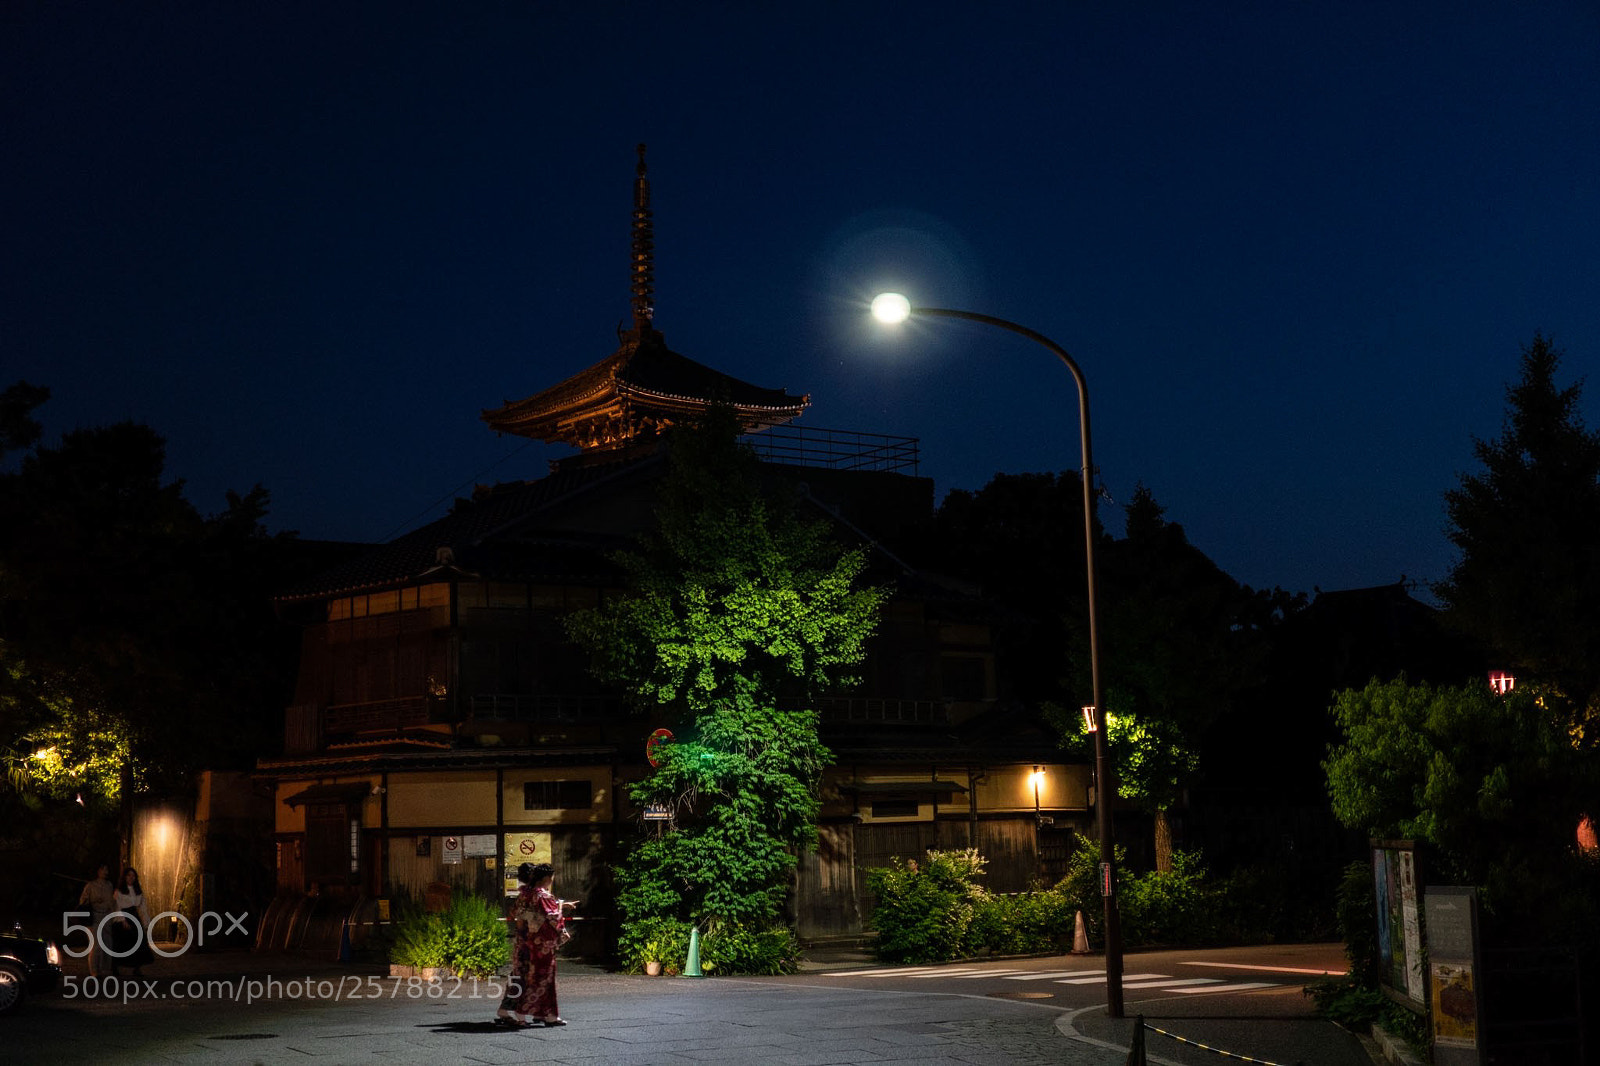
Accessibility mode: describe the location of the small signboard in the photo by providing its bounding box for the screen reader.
[643,803,672,821]
[442,835,463,865]
[1425,886,1484,1064]
[502,831,552,895]
[1372,840,1425,1006]
[463,834,497,858]
[1099,862,1113,897]
[646,728,674,767]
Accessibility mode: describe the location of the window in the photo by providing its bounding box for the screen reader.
[523,780,593,811]
[869,798,920,818]
[940,655,989,700]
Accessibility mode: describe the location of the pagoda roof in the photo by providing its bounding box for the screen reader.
[481,326,809,448]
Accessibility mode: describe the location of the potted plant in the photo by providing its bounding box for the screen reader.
[642,936,665,976]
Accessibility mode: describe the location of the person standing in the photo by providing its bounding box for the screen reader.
[110,866,154,976]
[76,863,115,977]
[494,862,575,1028]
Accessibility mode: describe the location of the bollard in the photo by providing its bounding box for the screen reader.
[1124,1014,1146,1066]
[683,925,704,977]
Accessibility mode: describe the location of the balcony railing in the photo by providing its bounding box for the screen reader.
[742,425,919,474]
[466,693,626,724]
[323,696,436,735]
[813,697,949,725]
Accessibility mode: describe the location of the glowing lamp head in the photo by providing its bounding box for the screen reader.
[871,292,912,324]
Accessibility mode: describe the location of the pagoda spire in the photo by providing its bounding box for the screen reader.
[630,143,655,335]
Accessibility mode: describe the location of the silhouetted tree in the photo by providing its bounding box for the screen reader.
[1058,484,1291,870]
[0,385,296,810]
[1436,334,1600,739]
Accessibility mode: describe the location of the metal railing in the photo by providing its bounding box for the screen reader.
[742,425,919,474]
[812,697,949,725]
[323,696,434,734]
[465,693,625,724]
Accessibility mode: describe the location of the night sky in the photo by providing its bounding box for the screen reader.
[6,3,1598,599]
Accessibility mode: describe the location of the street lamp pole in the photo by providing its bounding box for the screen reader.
[871,294,1124,1018]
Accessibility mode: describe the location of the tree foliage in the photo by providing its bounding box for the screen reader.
[1437,334,1600,734]
[566,409,886,935]
[0,381,297,810]
[1047,484,1298,868]
[1323,677,1599,938]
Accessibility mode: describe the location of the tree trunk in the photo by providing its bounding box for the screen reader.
[119,758,134,871]
[1153,808,1172,873]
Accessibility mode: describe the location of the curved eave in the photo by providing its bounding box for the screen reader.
[272,565,471,606]
[613,381,809,422]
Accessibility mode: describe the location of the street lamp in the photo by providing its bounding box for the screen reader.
[871,292,1125,1018]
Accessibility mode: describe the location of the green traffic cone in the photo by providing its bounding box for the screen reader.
[683,925,704,977]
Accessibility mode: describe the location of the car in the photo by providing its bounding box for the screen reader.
[0,923,63,1015]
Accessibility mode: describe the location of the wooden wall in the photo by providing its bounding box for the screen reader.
[794,816,1045,940]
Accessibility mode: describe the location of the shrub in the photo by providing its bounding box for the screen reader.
[865,849,986,962]
[967,885,1075,956]
[701,921,801,975]
[618,915,693,974]
[1119,850,1219,947]
[389,893,510,976]
[1334,860,1380,984]
[439,893,512,977]
[391,908,447,969]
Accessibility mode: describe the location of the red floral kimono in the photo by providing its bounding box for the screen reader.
[501,885,566,1021]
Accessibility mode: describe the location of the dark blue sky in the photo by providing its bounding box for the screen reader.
[6,3,1598,598]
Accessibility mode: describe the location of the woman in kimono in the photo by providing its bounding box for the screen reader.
[494,862,575,1028]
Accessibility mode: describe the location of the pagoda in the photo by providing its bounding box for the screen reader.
[481,145,809,451]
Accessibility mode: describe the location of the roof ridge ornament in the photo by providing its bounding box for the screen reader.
[630,143,655,335]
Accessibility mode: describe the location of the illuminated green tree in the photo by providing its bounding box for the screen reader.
[567,410,886,943]
[1323,677,1600,941]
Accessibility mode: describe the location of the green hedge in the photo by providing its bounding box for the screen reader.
[617,915,801,975]
[866,840,1307,963]
[389,893,511,977]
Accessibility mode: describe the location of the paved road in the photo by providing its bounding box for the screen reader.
[2,945,1376,1065]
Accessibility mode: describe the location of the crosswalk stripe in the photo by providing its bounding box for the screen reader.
[1056,973,1169,984]
[822,967,945,976]
[905,968,1025,978]
[1183,961,1344,976]
[1002,970,1103,981]
[1123,977,1223,989]
[1170,981,1279,994]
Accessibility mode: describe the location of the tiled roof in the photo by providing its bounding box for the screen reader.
[275,456,657,602]
[481,329,808,431]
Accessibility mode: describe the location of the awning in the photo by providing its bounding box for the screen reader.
[281,783,371,808]
[840,780,968,795]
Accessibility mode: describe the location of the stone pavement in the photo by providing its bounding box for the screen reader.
[5,947,1381,1065]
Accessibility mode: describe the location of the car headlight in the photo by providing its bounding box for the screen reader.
[46,941,61,966]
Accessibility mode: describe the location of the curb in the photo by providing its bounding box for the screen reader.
[1369,1022,1425,1066]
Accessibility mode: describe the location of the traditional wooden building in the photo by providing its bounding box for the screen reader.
[256,148,1090,951]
